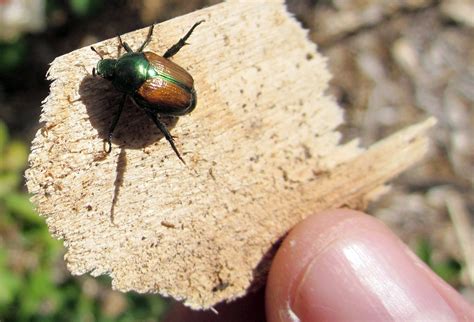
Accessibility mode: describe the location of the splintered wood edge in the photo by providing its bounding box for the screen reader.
[25,0,437,309]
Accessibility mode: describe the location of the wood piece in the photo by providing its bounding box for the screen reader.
[26,0,436,309]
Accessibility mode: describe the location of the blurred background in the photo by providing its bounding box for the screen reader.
[0,0,472,320]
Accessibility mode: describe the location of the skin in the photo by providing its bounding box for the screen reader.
[165,209,474,322]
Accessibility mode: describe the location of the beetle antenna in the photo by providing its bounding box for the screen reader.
[90,46,103,59]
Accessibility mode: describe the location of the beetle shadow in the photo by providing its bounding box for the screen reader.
[79,75,178,151]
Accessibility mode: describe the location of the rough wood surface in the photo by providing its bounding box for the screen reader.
[26,0,436,309]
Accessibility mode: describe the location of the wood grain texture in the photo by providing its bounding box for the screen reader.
[25,0,436,309]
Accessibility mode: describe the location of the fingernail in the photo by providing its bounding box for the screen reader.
[290,226,457,321]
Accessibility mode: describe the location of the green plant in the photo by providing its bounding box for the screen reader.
[417,238,462,286]
[0,120,62,319]
[0,39,28,73]
[68,0,104,17]
[0,120,169,321]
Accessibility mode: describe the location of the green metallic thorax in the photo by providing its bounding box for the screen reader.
[112,53,150,94]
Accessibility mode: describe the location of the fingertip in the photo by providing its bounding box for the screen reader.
[265,209,466,322]
[266,209,368,322]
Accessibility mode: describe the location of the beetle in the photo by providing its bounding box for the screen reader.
[91,20,204,164]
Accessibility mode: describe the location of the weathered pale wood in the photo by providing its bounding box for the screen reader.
[26,0,436,309]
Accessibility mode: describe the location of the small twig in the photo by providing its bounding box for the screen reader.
[446,191,474,285]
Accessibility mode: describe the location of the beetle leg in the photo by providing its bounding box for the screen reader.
[105,94,127,153]
[146,112,186,164]
[163,20,204,59]
[138,24,155,52]
[118,36,133,53]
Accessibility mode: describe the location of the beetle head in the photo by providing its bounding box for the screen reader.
[90,46,116,80]
[95,59,117,80]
